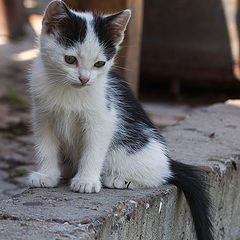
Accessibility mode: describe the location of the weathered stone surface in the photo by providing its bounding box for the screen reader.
[0,103,239,240]
[0,219,91,240]
[143,102,193,129]
[164,103,240,169]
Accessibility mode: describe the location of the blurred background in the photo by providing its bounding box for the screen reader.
[0,0,239,199]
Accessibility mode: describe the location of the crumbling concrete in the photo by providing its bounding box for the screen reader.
[0,103,239,240]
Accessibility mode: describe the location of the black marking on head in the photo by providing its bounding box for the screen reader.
[106,70,165,154]
[56,12,87,47]
[43,1,87,46]
[92,14,118,60]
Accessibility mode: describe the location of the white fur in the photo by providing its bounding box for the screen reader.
[29,8,171,193]
[103,139,170,189]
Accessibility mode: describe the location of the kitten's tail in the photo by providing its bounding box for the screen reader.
[167,159,213,240]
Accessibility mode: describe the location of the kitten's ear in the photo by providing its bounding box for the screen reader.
[42,0,70,34]
[104,9,131,45]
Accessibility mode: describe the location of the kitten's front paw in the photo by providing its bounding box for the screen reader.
[70,177,101,193]
[28,172,59,188]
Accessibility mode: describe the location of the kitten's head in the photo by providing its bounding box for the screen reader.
[40,0,131,87]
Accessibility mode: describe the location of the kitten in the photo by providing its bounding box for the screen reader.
[28,1,213,240]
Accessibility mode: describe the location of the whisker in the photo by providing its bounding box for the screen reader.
[113,64,134,72]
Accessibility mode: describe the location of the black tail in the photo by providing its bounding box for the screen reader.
[168,159,213,240]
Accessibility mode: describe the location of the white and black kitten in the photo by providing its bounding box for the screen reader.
[28,1,213,240]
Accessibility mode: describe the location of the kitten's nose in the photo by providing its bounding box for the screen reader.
[79,77,89,85]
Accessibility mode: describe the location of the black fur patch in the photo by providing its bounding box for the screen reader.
[56,12,87,47]
[106,70,164,154]
[168,159,213,240]
[92,15,117,60]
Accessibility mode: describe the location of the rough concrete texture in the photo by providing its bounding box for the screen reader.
[0,103,240,240]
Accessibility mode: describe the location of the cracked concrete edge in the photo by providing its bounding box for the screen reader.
[87,167,240,240]
[0,186,196,240]
[0,166,239,240]
[0,103,240,240]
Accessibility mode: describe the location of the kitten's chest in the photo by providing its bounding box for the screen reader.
[52,110,84,146]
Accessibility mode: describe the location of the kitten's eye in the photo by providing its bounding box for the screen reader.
[94,61,105,68]
[64,55,77,64]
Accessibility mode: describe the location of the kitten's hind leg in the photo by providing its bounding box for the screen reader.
[103,175,136,189]
[103,139,171,190]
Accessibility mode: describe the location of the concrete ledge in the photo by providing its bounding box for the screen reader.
[0,104,240,240]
